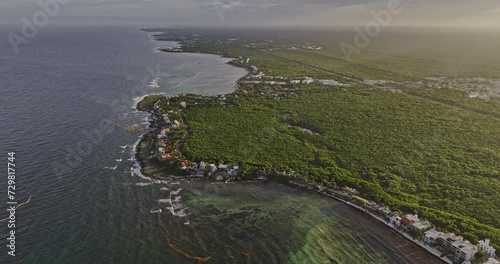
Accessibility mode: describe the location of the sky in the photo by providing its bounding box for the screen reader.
[1,0,500,28]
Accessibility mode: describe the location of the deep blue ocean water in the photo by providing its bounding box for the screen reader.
[0,25,247,264]
[0,25,441,264]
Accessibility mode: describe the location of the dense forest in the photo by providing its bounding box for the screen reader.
[170,85,500,250]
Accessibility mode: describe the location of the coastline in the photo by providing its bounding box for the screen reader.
[131,99,449,263]
[131,33,493,264]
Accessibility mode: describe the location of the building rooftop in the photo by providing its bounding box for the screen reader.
[441,233,463,243]
[452,239,477,252]
[412,221,432,230]
[424,229,442,239]
[403,214,420,222]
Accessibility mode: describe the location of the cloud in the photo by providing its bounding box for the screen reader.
[1,0,499,28]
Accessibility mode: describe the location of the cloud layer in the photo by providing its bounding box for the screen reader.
[1,0,499,27]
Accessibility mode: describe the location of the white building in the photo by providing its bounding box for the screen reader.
[479,239,497,258]
[302,77,314,84]
[389,214,401,226]
[423,229,443,245]
[438,233,464,249]
[451,240,477,263]
[437,233,477,263]
[209,164,217,174]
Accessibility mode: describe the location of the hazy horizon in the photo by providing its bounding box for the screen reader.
[1,0,500,29]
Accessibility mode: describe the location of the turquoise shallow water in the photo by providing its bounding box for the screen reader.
[0,25,440,264]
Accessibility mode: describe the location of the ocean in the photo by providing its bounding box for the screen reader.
[0,25,441,264]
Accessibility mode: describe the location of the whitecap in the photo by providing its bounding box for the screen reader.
[131,93,166,110]
[148,78,160,89]
[165,206,174,213]
[131,95,150,110]
[153,179,169,185]
[129,135,153,181]
[174,208,188,217]
[170,188,182,196]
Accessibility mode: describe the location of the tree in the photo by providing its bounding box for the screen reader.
[474,250,485,260]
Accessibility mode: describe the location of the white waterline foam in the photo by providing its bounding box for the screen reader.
[136,182,152,186]
[147,78,160,89]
